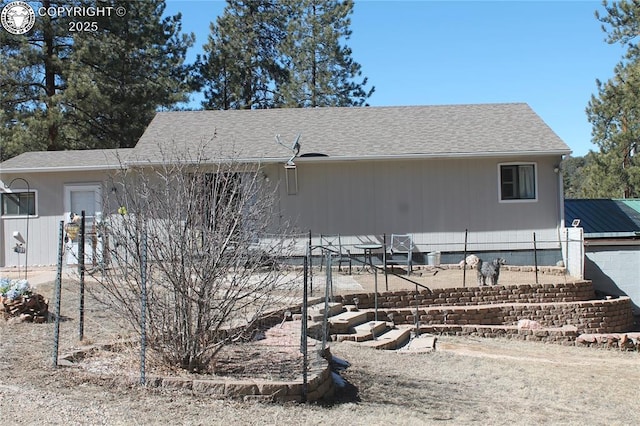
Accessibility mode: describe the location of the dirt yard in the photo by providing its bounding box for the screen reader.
[1,267,638,425]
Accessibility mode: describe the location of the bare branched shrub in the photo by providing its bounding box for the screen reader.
[91,145,300,372]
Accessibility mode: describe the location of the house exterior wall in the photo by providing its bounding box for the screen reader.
[584,244,640,314]
[269,155,564,257]
[1,154,564,268]
[0,171,112,267]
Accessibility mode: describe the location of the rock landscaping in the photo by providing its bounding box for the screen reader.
[0,278,48,323]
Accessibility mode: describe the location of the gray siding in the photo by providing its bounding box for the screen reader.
[269,155,563,254]
[1,155,564,267]
[1,171,112,266]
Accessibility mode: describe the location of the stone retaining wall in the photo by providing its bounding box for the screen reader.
[380,297,633,334]
[576,332,640,350]
[418,324,579,344]
[334,281,635,335]
[335,281,596,309]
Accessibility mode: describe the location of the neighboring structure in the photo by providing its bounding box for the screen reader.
[0,103,571,268]
[565,199,640,313]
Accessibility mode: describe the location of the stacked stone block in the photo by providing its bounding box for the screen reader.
[333,281,634,339]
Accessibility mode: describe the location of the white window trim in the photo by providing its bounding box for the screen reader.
[1,189,39,218]
[63,183,102,221]
[497,162,538,203]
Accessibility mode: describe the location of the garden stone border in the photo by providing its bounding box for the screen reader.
[57,323,335,403]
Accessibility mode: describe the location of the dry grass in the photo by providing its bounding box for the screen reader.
[1,269,638,425]
[329,338,640,425]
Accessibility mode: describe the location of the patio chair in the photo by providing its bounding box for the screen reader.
[319,234,352,274]
[385,234,414,275]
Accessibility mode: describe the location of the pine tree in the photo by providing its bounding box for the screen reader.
[66,0,195,149]
[198,0,287,110]
[277,0,374,107]
[0,0,195,159]
[197,0,373,110]
[562,155,587,198]
[586,1,640,197]
[0,0,75,159]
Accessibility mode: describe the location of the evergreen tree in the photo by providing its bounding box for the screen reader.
[197,0,373,109]
[562,155,587,198]
[0,0,75,159]
[198,0,287,109]
[586,1,640,197]
[561,152,627,198]
[66,0,195,149]
[579,150,636,198]
[277,0,373,107]
[0,0,194,159]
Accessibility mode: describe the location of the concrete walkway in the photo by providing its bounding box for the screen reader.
[0,267,74,288]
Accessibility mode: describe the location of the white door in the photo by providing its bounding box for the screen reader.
[64,184,102,265]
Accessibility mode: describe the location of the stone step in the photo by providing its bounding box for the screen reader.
[308,302,344,322]
[328,310,369,334]
[360,325,413,350]
[399,333,437,353]
[336,320,389,342]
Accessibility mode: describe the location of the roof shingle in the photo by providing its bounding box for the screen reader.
[133,103,570,163]
[0,149,132,173]
[0,104,570,172]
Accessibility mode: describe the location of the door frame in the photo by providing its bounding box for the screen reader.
[63,183,102,219]
[63,183,102,265]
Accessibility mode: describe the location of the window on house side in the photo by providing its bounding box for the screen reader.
[1,192,36,216]
[500,164,536,201]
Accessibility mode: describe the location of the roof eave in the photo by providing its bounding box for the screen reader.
[298,150,571,162]
[126,149,571,167]
[0,164,124,173]
[0,149,571,172]
[584,232,640,239]
[584,235,640,246]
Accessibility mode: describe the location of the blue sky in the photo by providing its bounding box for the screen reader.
[163,0,627,157]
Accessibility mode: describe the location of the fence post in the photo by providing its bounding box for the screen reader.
[321,250,331,352]
[415,284,420,336]
[52,220,65,368]
[374,266,378,322]
[301,256,309,403]
[308,230,313,295]
[462,229,468,287]
[533,232,539,284]
[140,230,148,386]
[383,233,388,291]
[78,211,85,341]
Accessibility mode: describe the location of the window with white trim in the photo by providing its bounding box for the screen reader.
[499,163,536,201]
[1,191,36,216]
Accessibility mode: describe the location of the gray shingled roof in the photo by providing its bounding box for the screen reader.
[0,104,570,172]
[0,149,132,173]
[133,103,570,163]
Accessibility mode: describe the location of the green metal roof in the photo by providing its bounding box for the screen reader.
[565,199,640,238]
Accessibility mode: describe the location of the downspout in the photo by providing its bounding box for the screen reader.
[556,156,567,270]
[556,157,565,229]
[0,185,4,268]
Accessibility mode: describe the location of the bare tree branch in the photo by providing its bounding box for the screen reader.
[89,143,300,372]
